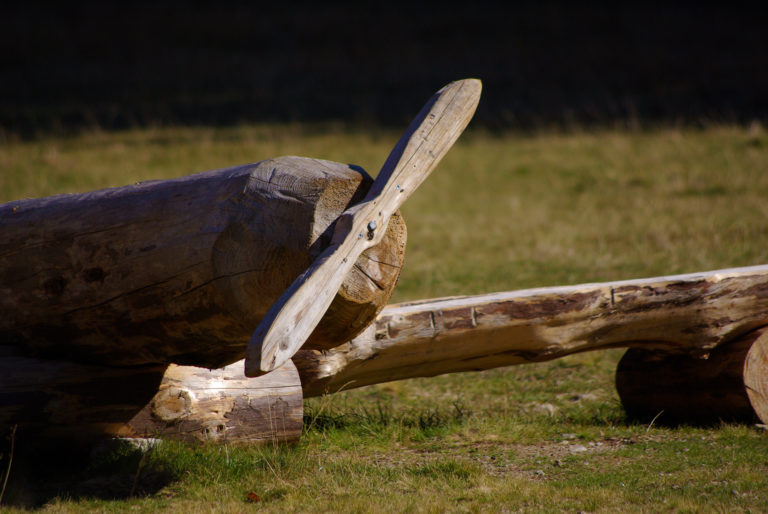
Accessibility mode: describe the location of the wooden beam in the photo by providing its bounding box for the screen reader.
[293,265,768,397]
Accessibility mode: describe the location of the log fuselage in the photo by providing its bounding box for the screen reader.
[0,156,406,367]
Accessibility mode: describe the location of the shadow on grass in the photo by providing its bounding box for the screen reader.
[0,435,175,509]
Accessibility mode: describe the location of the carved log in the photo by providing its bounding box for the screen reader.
[0,156,406,368]
[0,346,302,443]
[293,265,768,405]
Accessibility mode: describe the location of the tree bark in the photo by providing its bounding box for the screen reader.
[0,346,302,444]
[0,156,406,368]
[293,265,768,400]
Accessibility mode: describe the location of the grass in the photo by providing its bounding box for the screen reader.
[1,123,767,511]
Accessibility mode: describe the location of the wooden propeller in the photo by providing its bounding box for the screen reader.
[244,79,482,377]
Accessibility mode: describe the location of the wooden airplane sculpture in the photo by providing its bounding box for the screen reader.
[1,79,767,445]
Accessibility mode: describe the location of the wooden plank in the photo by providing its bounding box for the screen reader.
[293,265,768,397]
[0,156,406,368]
[246,78,482,376]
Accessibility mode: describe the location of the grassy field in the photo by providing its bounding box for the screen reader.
[1,124,767,511]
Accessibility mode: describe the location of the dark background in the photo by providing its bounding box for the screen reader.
[1,2,765,137]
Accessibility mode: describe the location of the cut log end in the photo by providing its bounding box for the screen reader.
[308,210,407,350]
[744,327,768,425]
[0,347,303,445]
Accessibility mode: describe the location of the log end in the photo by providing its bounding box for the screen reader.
[308,210,407,350]
[744,327,768,425]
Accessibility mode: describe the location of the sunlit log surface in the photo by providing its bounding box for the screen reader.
[0,156,405,368]
[0,346,302,444]
[294,265,768,424]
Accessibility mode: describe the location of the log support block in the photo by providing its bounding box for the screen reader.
[616,327,768,425]
[0,346,302,444]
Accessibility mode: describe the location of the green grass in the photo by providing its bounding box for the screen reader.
[1,124,767,511]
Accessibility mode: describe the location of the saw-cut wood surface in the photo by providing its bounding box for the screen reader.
[246,78,481,376]
[0,156,405,368]
[0,345,302,444]
[128,360,302,444]
[294,265,768,398]
[744,327,768,424]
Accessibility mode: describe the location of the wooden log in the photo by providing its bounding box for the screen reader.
[615,329,764,424]
[0,156,406,368]
[0,346,302,444]
[128,361,302,444]
[293,265,768,399]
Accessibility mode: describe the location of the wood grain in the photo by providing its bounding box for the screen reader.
[246,78,482,376]
[293,265,768,398]
[0,156,405,368]
[128,360,302,444]
[0,345,302,444]
[744,328,768,424]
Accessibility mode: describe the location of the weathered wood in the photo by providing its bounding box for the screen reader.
[743,328,768,424]
[0,156,406,368]
[293,265,768,398]
[0,346,302,443]
[128,361,302,443]
[246,79,482,376]
[615,329,763,424]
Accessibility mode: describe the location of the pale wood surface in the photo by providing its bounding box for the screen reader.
[293,265,768,398]
[744,327,768,424]
[127,360,302,443]
[0,345,302,443]
[246,78,482,376]
[0,156,405,368]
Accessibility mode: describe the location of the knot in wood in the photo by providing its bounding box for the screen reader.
[151,386,195,422]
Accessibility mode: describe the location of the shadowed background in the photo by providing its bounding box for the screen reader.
[1,2,765,137]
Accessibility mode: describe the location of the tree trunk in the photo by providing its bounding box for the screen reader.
[0,346,302,444]
[293,265,768,404]
[0,156,406,368]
